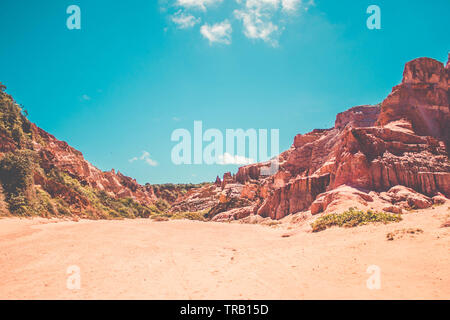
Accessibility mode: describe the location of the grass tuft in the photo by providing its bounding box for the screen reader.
[311,207,402,233]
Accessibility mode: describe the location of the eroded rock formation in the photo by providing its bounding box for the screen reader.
[1,55,448,220]
[178,55,450,221]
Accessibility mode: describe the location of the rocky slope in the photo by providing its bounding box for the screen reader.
[1,55,449,221]
[0,82,213,219]
[0,84,164,218]
[174,55,450,221]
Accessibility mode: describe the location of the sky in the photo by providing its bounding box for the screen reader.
[0,0,449,184]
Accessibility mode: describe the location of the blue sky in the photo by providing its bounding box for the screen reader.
[0,0,448,184]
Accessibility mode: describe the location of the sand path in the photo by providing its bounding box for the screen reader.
[0,206,449,299]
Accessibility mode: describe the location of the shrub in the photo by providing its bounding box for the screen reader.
[0,150,37,215]
[311,207,402,233]
[0,89,33,147]
[155,199,170,212]
[7,194,30,216]
[0,150,36,194]
[168,210,209,221]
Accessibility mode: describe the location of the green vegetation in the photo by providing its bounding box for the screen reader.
[0,150,37,215]
[168,209,209,221]
[151,183,211,202]
[49,169,162,219]
[150,209,210,222]
[0,84,33,147]
[0,85,210,220]
[311,207,402,233]
[0,149,164,219]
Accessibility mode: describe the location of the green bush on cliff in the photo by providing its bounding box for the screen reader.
[0,88,32,147]
[152,183,211,202]
[0,86,206,219]
[155,199,170,212]
[47,170,160,219]
[311,207,402,232]
[0,150,36,194]
[95,190,159,219]
[0,150,37,215]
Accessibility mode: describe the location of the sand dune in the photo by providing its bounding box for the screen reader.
[0,206,449,300]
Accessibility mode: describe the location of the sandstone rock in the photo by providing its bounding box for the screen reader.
[383,206,403,214]
[335,105,380,129]
[256,173,330,219]
[386,185,432,209]
[175,56,450,220]
[27,122,158,207]
[211,205,255,222]
[376,57,449,145]
[221,172,234,188]
[172,56,449,220]
[432,194,447,205]
[309,185,374,214]
[240,183,258,200]
[310,197,325,215]
[239,214,268,225]
[407,196,432,209]
[170,184,221,213]
[4,56,448,220]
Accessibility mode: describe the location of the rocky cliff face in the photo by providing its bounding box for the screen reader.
[1,55,449,221]
[0,86,161,218]
[30,123,157,205]
[177,56,450,221]
[377,57,449,147]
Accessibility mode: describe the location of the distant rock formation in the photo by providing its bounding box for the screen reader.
[176,55,450,221]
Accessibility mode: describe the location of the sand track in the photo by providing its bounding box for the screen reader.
[0,206,449,300]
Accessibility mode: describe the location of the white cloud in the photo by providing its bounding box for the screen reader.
[281,0,301,13]
[217,152,255,165]
[234,0,313,45]
[129,151,158,167]
[163,0,313,46]
[176,0,223,11]
[81,94,91,101]
[234,6,279,46]
[200,20,232,44]
[171,10,201,29]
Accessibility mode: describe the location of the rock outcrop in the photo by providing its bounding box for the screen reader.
[1,55,449,220]
[31,123,157,205]
[0,84,161,218]
[177,55,450,220]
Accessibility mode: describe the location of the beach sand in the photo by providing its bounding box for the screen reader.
[0,205,449,300]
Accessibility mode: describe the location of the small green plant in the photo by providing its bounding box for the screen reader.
[165,209,209,221]
[311,207,402,233]
[155,199,170,212]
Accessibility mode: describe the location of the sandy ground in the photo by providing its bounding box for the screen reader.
[0,206,449,300]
